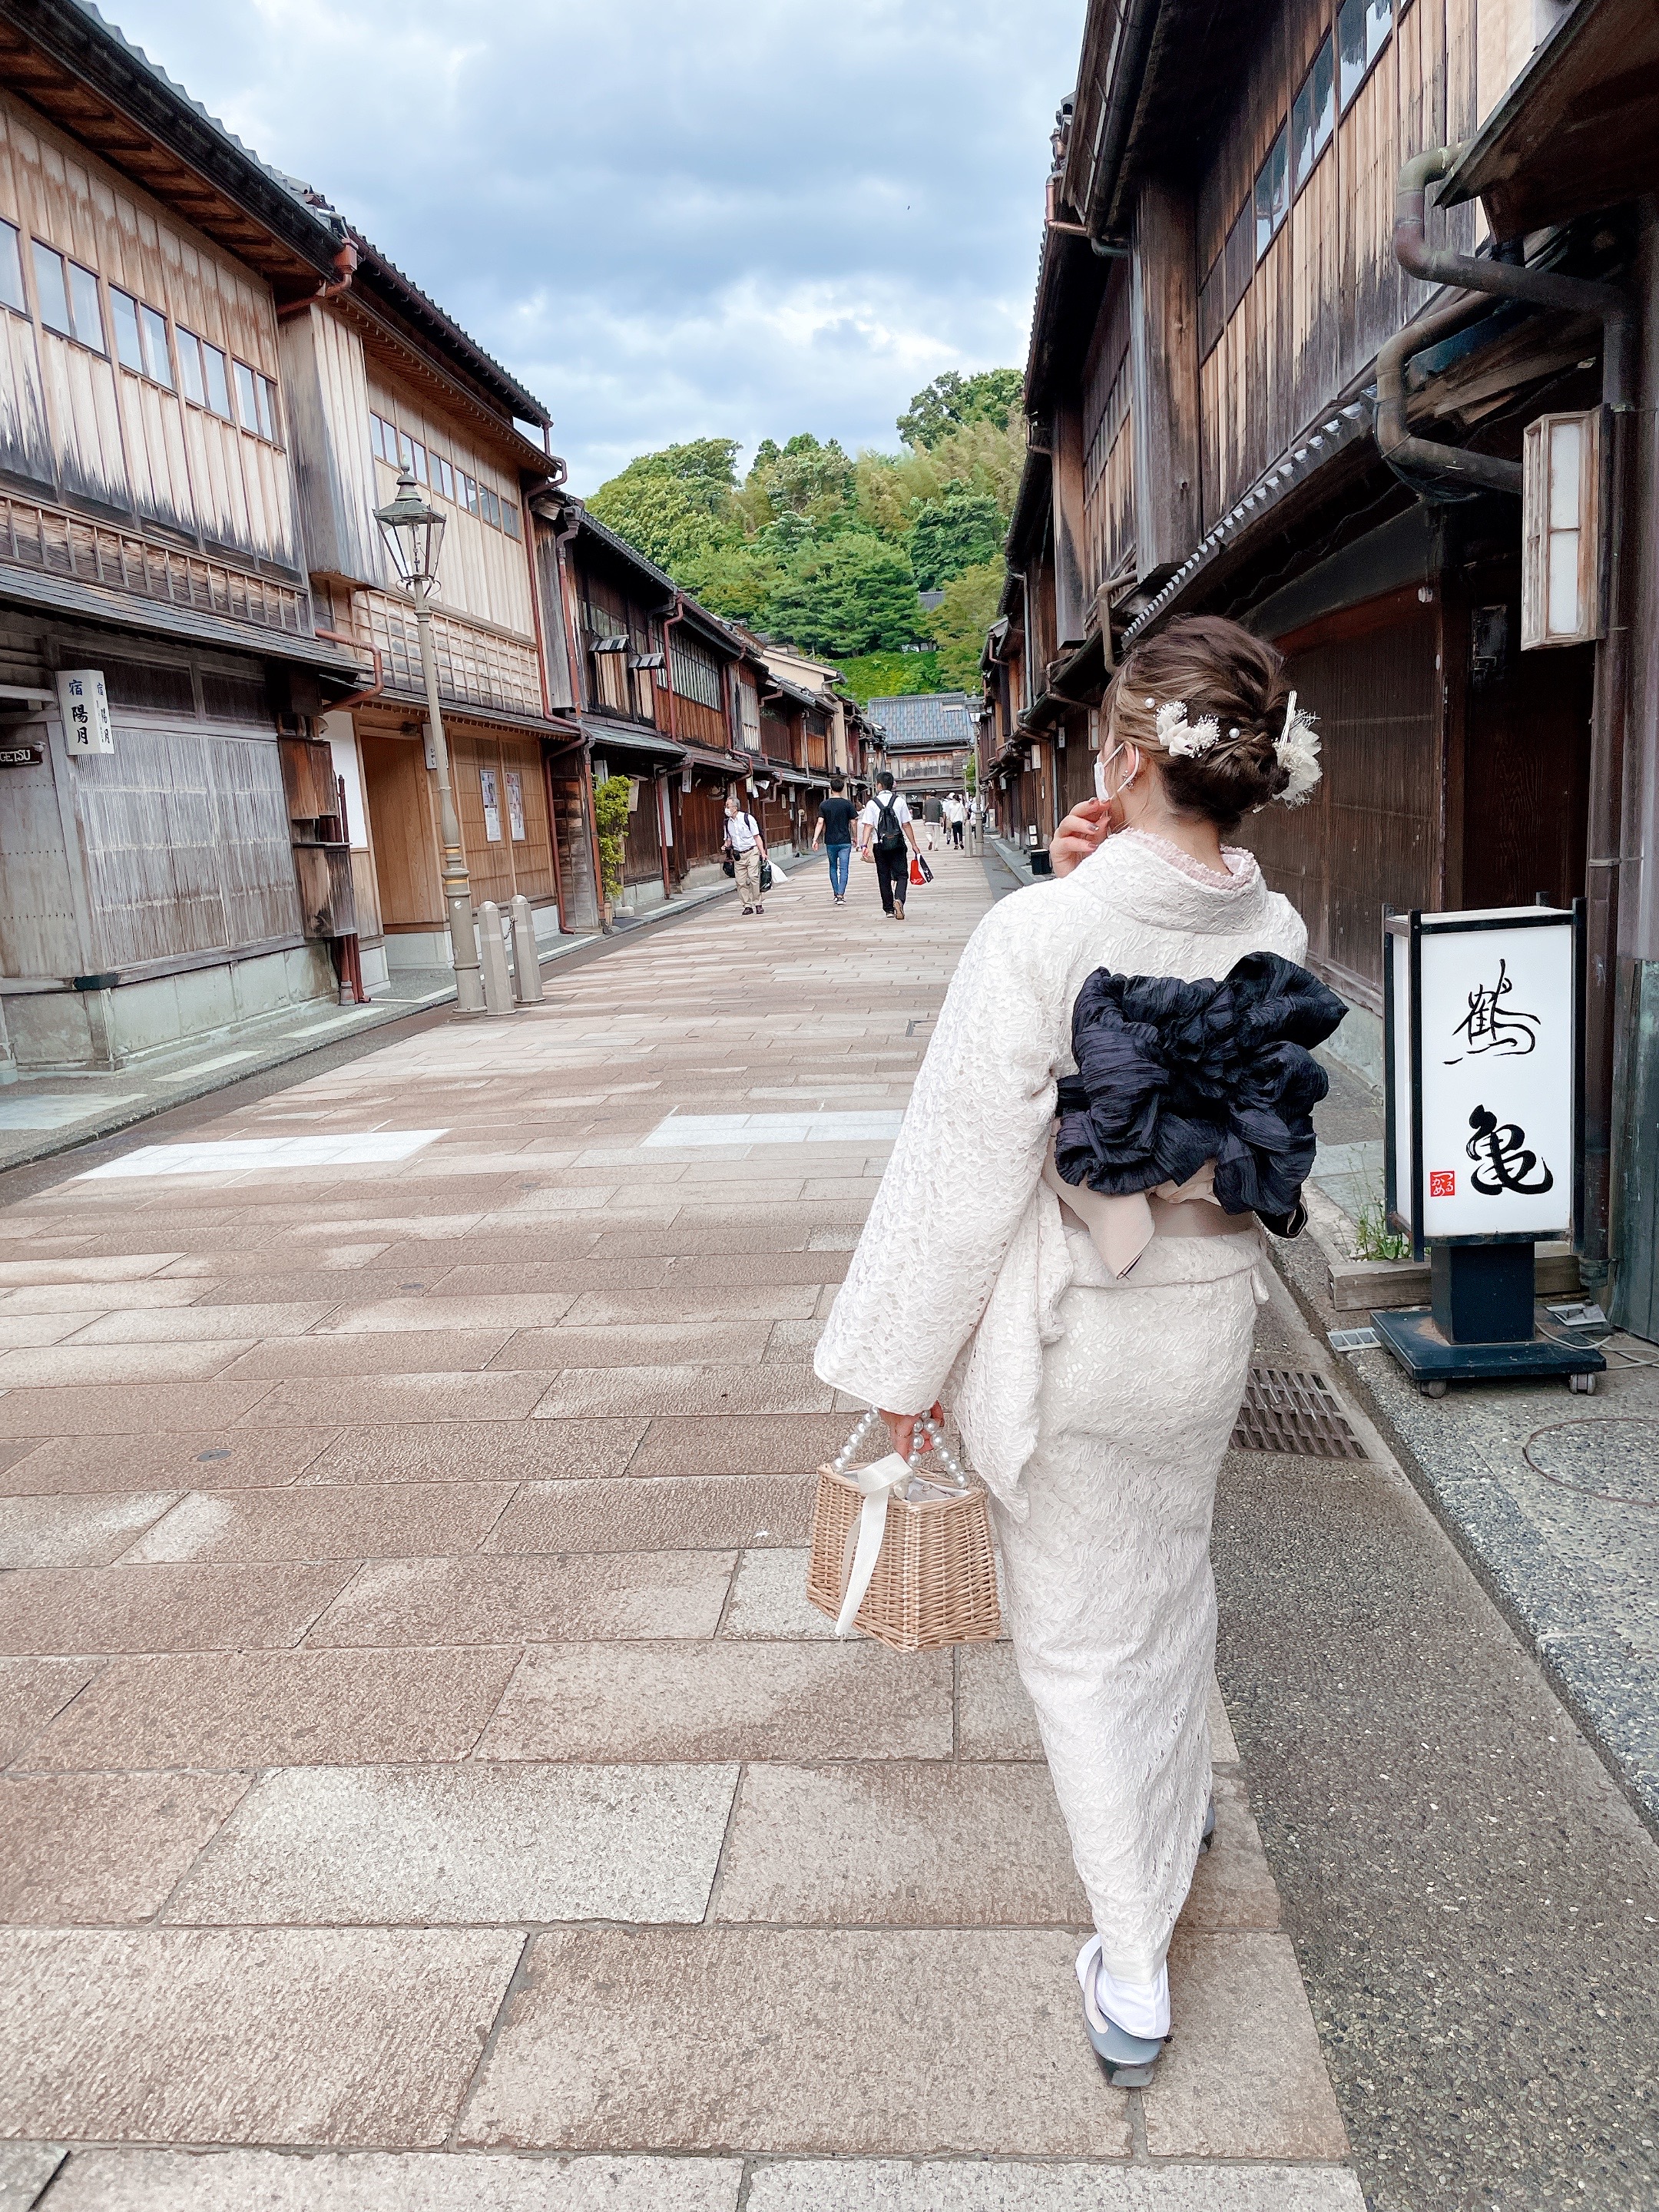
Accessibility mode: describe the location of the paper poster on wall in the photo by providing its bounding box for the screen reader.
[479,765,502,842]
[505,769,526,842]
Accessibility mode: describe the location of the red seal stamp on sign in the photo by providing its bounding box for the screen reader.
[1429,1170,1455,1198]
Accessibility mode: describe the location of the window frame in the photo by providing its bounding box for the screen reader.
[200,338,232,420]
[1292,32,1336,194]
[1339,0,1392,112]
[110,283,144,373]
[0,218,25,316]
[1253,122,1290,262]
[139,303,174,389]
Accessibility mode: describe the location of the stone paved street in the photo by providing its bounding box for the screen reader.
[3,847,1360,2204]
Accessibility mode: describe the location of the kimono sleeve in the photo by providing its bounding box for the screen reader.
[813,895,1064,1415]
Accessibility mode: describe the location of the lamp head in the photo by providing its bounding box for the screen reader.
[374,467,445,593]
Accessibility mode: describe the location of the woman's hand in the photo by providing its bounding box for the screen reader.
[878,1402,945,1461]
[1049,796,1113,877]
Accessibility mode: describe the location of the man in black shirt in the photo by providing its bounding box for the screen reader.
[813,775,859,905]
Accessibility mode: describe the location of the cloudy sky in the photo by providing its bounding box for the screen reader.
[103,0,1084,493]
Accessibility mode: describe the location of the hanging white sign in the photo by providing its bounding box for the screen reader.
[479,765,502,843]
[1386,904,1580,1253]
[56,668,114,755]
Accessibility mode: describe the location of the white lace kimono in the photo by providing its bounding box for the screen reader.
[815,829,1308,1981]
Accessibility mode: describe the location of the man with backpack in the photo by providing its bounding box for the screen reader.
[723,790,768,917]
[858,770,922,920]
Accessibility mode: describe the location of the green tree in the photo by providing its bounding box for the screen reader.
[588,438,741,571]
[898,369,1024,451]
[908,488,1005,591]
[835,649,945,704]
[736,432,858,534]
[591,774,633,902]
[763,536,921,659]
[929,556,1006,694]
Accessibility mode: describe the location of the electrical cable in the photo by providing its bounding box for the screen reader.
[1522,1416,1659,1508]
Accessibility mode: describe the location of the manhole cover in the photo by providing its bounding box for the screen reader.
[1522,1418,1659,1508]
[1233,1366,1366,1460]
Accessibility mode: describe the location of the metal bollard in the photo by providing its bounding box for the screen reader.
[477,901,515,1015]
[510,893,544,1004]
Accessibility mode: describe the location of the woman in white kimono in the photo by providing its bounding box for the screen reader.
[814,615,1339,2086]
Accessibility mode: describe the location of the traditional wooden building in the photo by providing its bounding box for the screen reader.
[866,693,973,802]
[985,0,1658,1323]
[278,224,573,982]
[0,0,369,1071]
[534,499,779,908]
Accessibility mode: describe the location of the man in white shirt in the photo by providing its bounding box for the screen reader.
[858,772,922,920]
[724,792,768,916]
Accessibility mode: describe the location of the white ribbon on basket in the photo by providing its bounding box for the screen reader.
[833,1412,967,1637]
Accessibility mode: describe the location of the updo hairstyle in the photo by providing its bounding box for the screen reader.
[1107,615,1293,831]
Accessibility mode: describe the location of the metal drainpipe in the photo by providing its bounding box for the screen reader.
[1389,142,1637,1286]
[276,240,359,322]
[547,506,609,931]
[312,630,382,714]
[656,595,686,899]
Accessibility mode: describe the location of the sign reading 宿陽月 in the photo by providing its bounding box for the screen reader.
[55,669,114,755]
[1385,904,1581,1257]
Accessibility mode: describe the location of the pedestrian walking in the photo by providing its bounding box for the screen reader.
[813,774,858,906]
[723,790,767,916]
[858,770,922,920]
[945,793,966,850]
[815,616,1337,2088]
[922,792,942,850]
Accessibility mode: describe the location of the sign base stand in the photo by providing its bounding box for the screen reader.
[1370,1241,1604,1397]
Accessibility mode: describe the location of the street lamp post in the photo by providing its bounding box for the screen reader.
[373,466,485,1015]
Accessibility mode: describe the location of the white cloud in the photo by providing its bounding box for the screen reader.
[101,0,1084,488]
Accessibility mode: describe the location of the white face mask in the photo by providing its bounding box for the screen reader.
[1094,742,1136,806]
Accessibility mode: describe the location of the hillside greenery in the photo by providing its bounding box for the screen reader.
[585,369,1022,700]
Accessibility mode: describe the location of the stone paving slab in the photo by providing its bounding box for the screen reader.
[163,1763,738,1926]
[0,1429,338,1497]
[0,1655,101,1762]
[0,2143,65,2210]
[121,1482,516,1564]
[1146,1934,1348,2158]
[477,1641,954,1763]
[0,1771,250,1921]
[302,1419,646,1485]
[531,1364,835,1417]
[718,1547,837,1638]
[485,1475,814,1555]
[37,2148,743,2210]
[743,2162,1366,2210]
[304,1551,735,1647]
[490,1321,773,1369]
[0,1926,522,2147]
[714,1763,1088,1924]
[621,1413,852,1476]
[0,1492,177,1569]
[0,1559,354,1654]
[462,1927,1136,2157]
[19,1647,518,1770]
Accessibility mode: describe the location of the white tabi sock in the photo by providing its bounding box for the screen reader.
[1094,1957,1171,2040]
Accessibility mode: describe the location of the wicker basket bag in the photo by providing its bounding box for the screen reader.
[806,1409,1001,1652]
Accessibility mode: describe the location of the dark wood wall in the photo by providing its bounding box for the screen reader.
[1195,0,1479,525]
[1244,590,1440,1003]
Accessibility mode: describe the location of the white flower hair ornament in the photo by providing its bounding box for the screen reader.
[1273,691,1322,806]
[1154,699,1222,759]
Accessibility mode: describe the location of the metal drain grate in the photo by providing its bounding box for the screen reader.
[1232,1366,1367,1460]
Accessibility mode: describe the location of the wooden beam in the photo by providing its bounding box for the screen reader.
[1131,178,1200,581]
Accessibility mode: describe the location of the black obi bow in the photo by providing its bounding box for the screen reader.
[1053,950,1346,1237]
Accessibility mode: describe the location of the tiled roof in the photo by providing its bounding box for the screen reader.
[866,692,974,750]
